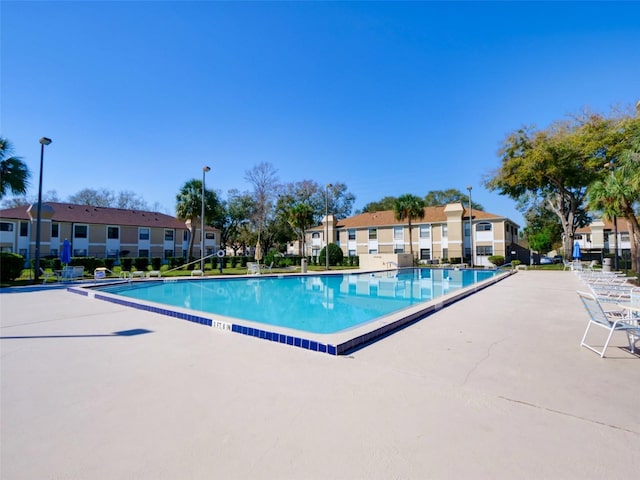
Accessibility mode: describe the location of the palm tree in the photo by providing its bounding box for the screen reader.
[176,179,205,261]
[287,202,315,256]
[393,194,425,260]
[0,137,30,199]
[588,163,640,273]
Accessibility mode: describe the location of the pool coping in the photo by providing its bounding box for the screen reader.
[68,268,516,355]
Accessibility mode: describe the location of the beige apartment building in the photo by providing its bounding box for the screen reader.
[305,203,522,267]
[0,202,220,262]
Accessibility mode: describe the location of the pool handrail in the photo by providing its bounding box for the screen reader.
[163,253,217,275]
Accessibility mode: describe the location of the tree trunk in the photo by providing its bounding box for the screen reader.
[622,206,640,274]
[187,224,195,261]
[546,191,579,259]
[408,219,414,259]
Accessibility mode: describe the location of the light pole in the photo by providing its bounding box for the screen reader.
[467,185,473,267]
[325,183,332,271]
[34,137,52,283]
[201,166,211,271]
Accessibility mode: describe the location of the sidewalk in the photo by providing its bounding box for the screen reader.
[1,271,638,479]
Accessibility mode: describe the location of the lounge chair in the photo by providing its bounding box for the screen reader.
[577,291,640,357]
[260,262,273,273]
[40,268,57,284]
[247,262,260,275]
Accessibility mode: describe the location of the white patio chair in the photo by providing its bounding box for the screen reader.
[247,262,260,275]
[577,291,640,357]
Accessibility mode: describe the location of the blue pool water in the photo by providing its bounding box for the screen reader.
[97,269,497,334]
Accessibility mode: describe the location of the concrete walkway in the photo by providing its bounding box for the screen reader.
[1,271,638,479]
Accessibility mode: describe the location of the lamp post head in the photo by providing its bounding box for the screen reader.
[466,185,472,191]
[39,137,52,146]
[203,166,211,173]
[326,183,332,189]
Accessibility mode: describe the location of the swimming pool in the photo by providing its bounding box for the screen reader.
[74,268,513,355]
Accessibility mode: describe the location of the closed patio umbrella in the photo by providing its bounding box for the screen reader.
[60,238,71,266]
[572,241,581,260]
[254,243,262,263]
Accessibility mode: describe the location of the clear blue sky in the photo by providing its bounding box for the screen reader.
[2,1,639,227]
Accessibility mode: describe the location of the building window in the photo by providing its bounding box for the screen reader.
[477,246,493,256]
[139,228,150,241]
[0,222,14,232]
[73,249,87,257]
[348,229,356,240]
[464,223,470,236]
[74,225,88,238]
[107,226,119,239]
[205,232,215,240]
[442,248,448,259]
[139,249,149,258]
[20,222,29,237]
[420,249,431,260]
[368,228,377,240]
[621,233,630,242]
[368,248,378,254]
[348,249,356,257]
[442,225,448,238]
[477,223,492,232]
[419,225,430,239]
[394,247,404,254]
[393,226,403,240]
[164,249,174,259]
[165,229,175,241]
[312,232,320,239]
[51,223,59,238]
[574,234,582,240]
[183,230,189,241]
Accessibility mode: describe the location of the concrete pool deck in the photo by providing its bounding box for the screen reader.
[1,270,638,479]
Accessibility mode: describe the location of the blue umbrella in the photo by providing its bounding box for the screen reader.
[572,241,581,260]
[60,238,71,265]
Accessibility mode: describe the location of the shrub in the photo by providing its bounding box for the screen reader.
[319,243,344,267]
[121,257,133,271]
[104,258,115,270]
[69,257,99,273]
[0,253,25,281]
[133,257,149,271]
[151,257,162,270]
[511,260,522,268]
[488,255,506,267]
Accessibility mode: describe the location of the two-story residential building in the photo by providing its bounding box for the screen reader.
[0,202,221,262]
[570,216,636,262]
[305,203,522,267]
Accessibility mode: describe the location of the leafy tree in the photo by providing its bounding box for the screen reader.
[325,182,355,220]
[424,188,484,211]
[0,137,30,199]
[522,200,563,254]
[485,111,630,258]
[217,189,254,254]
[361,196,397,213]
[393,194,425,259]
